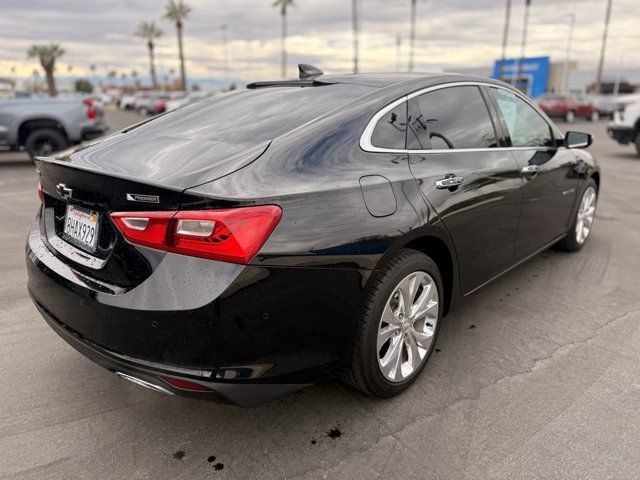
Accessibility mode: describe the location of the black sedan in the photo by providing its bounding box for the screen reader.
[27,66,600,406]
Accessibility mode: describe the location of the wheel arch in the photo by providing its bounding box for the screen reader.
[591,171,600,192]
[17,118,68,146]
[373,226,459,316]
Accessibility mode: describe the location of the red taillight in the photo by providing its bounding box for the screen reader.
[110,211,176,249]
[163,376,211,391]
[37,179,45,203]
[83,98,96,120]
[110,206,282,265]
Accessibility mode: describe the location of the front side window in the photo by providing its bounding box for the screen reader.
[407,86,497,150]
[490,87,554,148]
[370,102,407,149]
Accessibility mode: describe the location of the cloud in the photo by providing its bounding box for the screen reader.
[0,0,637,85]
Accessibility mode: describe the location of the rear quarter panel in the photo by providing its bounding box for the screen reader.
[184,95,443,272]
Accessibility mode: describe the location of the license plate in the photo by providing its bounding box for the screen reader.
[63,205,100,252]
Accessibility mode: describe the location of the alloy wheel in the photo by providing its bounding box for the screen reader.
[576,186,597,245]
[377,271,439,382]
[34,138,56,156]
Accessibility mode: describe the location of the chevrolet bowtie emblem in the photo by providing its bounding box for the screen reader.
[56,183,73,199]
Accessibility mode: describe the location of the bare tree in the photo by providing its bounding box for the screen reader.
[135,21,163,89]
[27,43,65,96]
[164,0,191,91]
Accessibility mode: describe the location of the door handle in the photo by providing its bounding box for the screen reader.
[435,175,464,189]
[521,165,539,178]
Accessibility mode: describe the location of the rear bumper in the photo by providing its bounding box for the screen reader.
[26,210,369,403]
[81,122,108,141]
[607,125,635,145]
[33,300,310,406]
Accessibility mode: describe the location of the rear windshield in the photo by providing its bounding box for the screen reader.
[131,84,372,143]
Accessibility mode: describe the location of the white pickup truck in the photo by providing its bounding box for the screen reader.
[607,94,640,157]
[0,95,107,159]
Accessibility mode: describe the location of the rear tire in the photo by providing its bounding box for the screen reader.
[565,110,575,123]
[24,128,68,160]
[344,248,443,398]
[556,178,597,252]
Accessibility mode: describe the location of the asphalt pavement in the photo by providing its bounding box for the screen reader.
[1,111,640,479]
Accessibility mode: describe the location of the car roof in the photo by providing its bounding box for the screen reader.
[318,72,443,87]
[248,72,510,99]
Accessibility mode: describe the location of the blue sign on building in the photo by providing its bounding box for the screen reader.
[492,56,550,99]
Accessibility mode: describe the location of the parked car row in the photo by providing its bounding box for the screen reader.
[117,91,190,116]
[537,94,602,123]
[607,93,640,157]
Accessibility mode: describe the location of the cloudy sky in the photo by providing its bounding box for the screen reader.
[0,0,637,87]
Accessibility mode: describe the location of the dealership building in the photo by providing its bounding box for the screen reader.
[491,56,575,98]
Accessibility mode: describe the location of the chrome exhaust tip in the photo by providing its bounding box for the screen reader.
[115,371,174,396]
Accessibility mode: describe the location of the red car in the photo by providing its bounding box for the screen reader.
[538,94,599,123]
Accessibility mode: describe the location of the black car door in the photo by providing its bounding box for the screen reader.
[486,86,579,260]
[407,85,523,294]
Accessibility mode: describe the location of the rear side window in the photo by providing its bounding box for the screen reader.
[371,102,407,149]
[407,86,497,150]
[490,88,554,147]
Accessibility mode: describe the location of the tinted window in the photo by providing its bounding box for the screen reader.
[407,86,497,150]
[371,102,407,149]
[490,88,554,147]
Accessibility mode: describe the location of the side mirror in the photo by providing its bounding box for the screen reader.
[565,131,592,149]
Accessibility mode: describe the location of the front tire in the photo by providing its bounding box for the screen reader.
[344,249,443,398]
[556,179,597,252]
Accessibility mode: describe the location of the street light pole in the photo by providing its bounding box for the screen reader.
[408,0,417,72]
[499,0,512,82]
[516,0,531,94]
[220,24,229,83]
[612,54,623,96]
[595,0,612,95]
[352,0,359,74]
[396,34,402,73]
[563,13,575,93]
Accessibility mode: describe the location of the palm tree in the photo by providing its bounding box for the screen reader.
[31,69,41,93]
[27,43,65,96]
[273,0,295,79]
[135,21,163,89]
[164,0,191,90]
[107,70,117,87]
[131,70,139,89]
